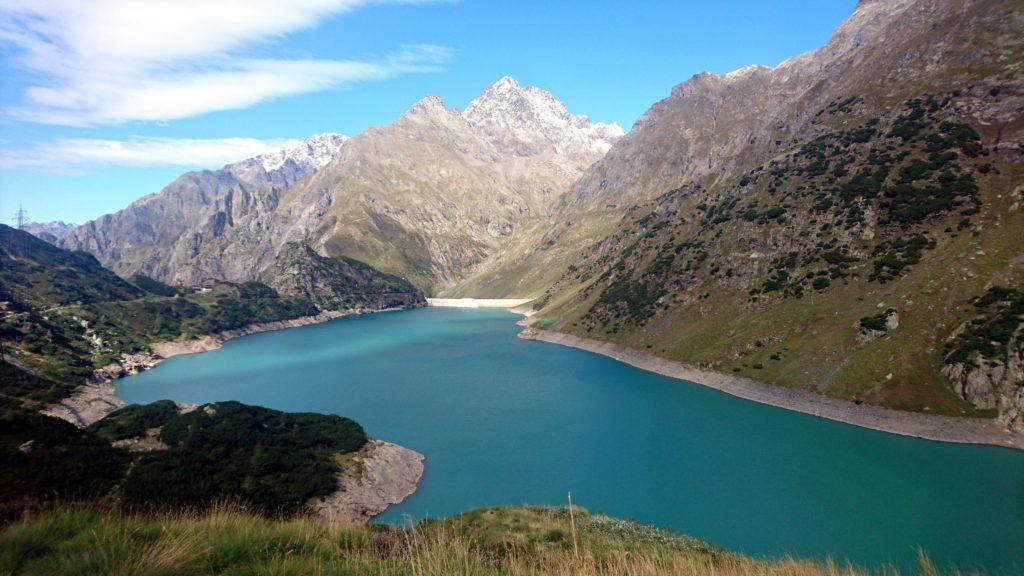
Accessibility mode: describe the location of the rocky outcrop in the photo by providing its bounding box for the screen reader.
[943,330,1024,433]
[464,76,622,172]
[21,221,75,244]
[40,381,124,428]
[311,440,426,525]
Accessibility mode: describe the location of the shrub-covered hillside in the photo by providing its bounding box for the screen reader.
[532,88,1024,424]
[1,399,367,521]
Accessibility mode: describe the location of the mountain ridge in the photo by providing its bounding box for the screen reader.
[54,78,622,293]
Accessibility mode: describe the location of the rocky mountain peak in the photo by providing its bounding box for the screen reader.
[463,76,623,158]
[21,220,76,244]
[255,133,348,173]
[405,95,452,118]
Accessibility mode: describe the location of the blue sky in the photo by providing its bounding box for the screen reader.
[0,0,855,225]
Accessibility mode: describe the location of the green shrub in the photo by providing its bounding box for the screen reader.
[88,400,181,441]
[945,287,1023,366]
[859,314,888,332]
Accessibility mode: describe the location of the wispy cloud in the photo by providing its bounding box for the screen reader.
[0,137,305,172]
[0,0,451,126]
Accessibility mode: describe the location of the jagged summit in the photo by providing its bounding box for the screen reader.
[20,220,76,244]
[463,76,623,158]
[255,133,348,173]
[406,95,449,115]
[723,65,771,79]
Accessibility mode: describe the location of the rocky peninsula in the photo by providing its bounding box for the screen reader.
[311,440,426,525]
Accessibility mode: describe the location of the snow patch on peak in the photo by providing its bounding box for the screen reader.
[257,133,348,173]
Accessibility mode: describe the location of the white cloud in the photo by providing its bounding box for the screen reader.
[0,0,451,125]
[0,137,306,171]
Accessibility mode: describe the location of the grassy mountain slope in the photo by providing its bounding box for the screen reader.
[281,88,618,293]
[520,0,1024,429]
[463,0,1022,300]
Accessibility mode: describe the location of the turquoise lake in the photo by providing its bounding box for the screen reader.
[116,307,1024,573]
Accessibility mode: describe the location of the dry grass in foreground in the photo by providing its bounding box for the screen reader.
[0,504,981,576]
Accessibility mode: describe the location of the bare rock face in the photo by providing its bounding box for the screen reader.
[60,134,348,285]
[311,440,425,525]
[940,288,1024,432]
[943,341,1024,433]
[464,76,623,171]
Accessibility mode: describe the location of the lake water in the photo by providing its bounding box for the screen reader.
[116,307,1024,573]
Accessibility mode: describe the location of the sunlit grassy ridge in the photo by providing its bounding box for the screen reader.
[0,505,977,576]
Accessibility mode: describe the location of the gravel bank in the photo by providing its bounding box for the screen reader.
[518,328,1023,451]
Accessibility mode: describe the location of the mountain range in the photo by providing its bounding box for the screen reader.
[20,0,1024,433]
[55,78,622,293]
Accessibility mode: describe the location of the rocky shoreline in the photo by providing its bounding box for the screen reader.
[311,440,426,525]
[41,308,401,428]
[518,327,1024,451]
